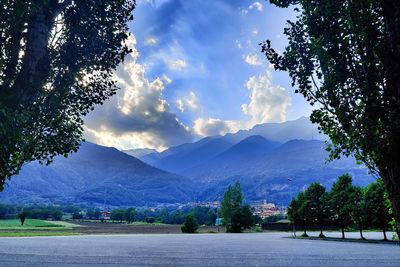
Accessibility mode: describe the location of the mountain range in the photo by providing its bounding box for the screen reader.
[0,117,374,207]
[0,142,193,207]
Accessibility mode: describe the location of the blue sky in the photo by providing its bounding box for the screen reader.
[84,0,313,151]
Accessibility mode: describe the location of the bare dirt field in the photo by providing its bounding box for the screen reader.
[71,221,225,235]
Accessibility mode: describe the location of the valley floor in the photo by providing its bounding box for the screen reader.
[0,232,398,267]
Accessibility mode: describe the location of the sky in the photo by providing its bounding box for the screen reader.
[84,0,314,151]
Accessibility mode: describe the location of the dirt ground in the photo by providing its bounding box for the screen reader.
[71,221,225,235]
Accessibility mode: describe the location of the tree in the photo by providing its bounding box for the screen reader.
[0,204,15,219]
[296,192,312,237]
[262,0,400,236]
[329,174,359,239]
[364,179,392,240]
[287,196,301,236]
[72,212,83,220]
[124,208,136,224]
[181,214,199,233]
[351,186,369,240]
[304,183,330,237]
[18,211,30,226]
[0,0,135,189]
[111,209,125,222]
[145,217,155,224]
[221,181,250,233]
[52,210,63,221]
[205,208,217,226]
[86,209,101,220]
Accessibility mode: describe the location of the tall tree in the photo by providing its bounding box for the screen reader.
[221,181,251,233]
[364,179,392,240]
[329,174,358,239]
[288,192,312,237]
[262,0,400,235]
[304,183,330,237]
[287,196,301,236]
[0,0,135,189]
[351,186,369,240]
[125,208,137,224]
[296,192,312,237]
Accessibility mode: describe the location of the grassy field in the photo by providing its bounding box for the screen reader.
[0,219,78,236]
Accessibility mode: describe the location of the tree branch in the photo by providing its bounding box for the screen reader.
[53,0,73,18]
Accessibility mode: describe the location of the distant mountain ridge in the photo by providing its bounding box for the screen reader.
[0,142,193,207]
[188,139,373,205]
[0,117,373,207]
[141,117,325,174]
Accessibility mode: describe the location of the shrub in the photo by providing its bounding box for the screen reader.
[181,214,199,233]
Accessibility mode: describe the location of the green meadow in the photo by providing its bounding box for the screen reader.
[0,219,78,236]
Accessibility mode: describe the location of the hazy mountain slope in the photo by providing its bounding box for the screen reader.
[143,137,236,173]
[122,148,157,159]
[189,139,373,205]
[142,117,325,172]
[181,135,280,177]
[226,116,325,143]
[0,142,193,207]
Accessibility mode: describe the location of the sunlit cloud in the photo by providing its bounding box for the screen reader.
[176,91,199,113]
[84,35,193,150]
[145,36,158,46]
[244,54,263,66]
[249,2,263,11]
[167,59,187,71]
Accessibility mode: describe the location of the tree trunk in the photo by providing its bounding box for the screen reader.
[383,229,388,241]
[293,224,296,237]
[341,227,345,239]
[359,228,364,240]
[319,226,324,238]
[381,171,400,240]
[303,225,308,237]
[9,3,53,106]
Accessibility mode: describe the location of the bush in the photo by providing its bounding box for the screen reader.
[52,211,63,220]
[181,214,199,233]
[146,217,155,224]
[72,212,83,220]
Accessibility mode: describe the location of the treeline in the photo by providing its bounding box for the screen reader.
[110,206,218,225]
[0,203,219,226]
[0,204,82,220]
[288,174,393,240]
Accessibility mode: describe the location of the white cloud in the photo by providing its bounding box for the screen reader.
[249,2,263,11]
[244,53,263,66]
[193,118,239,137]
[145,36,158,46]
[235,40,243,49]
[251,28,259,37]
[176,91,199,113]
[167,59,187,71]
[161,74,172,84]
[193,71,291,137]
[176,99,185,113]
[83,35,193,150]
[242,71,291,124]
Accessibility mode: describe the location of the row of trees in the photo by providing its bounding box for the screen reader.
[288,174,392,240]
[107,206,218,225]
[0,203,219,226]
